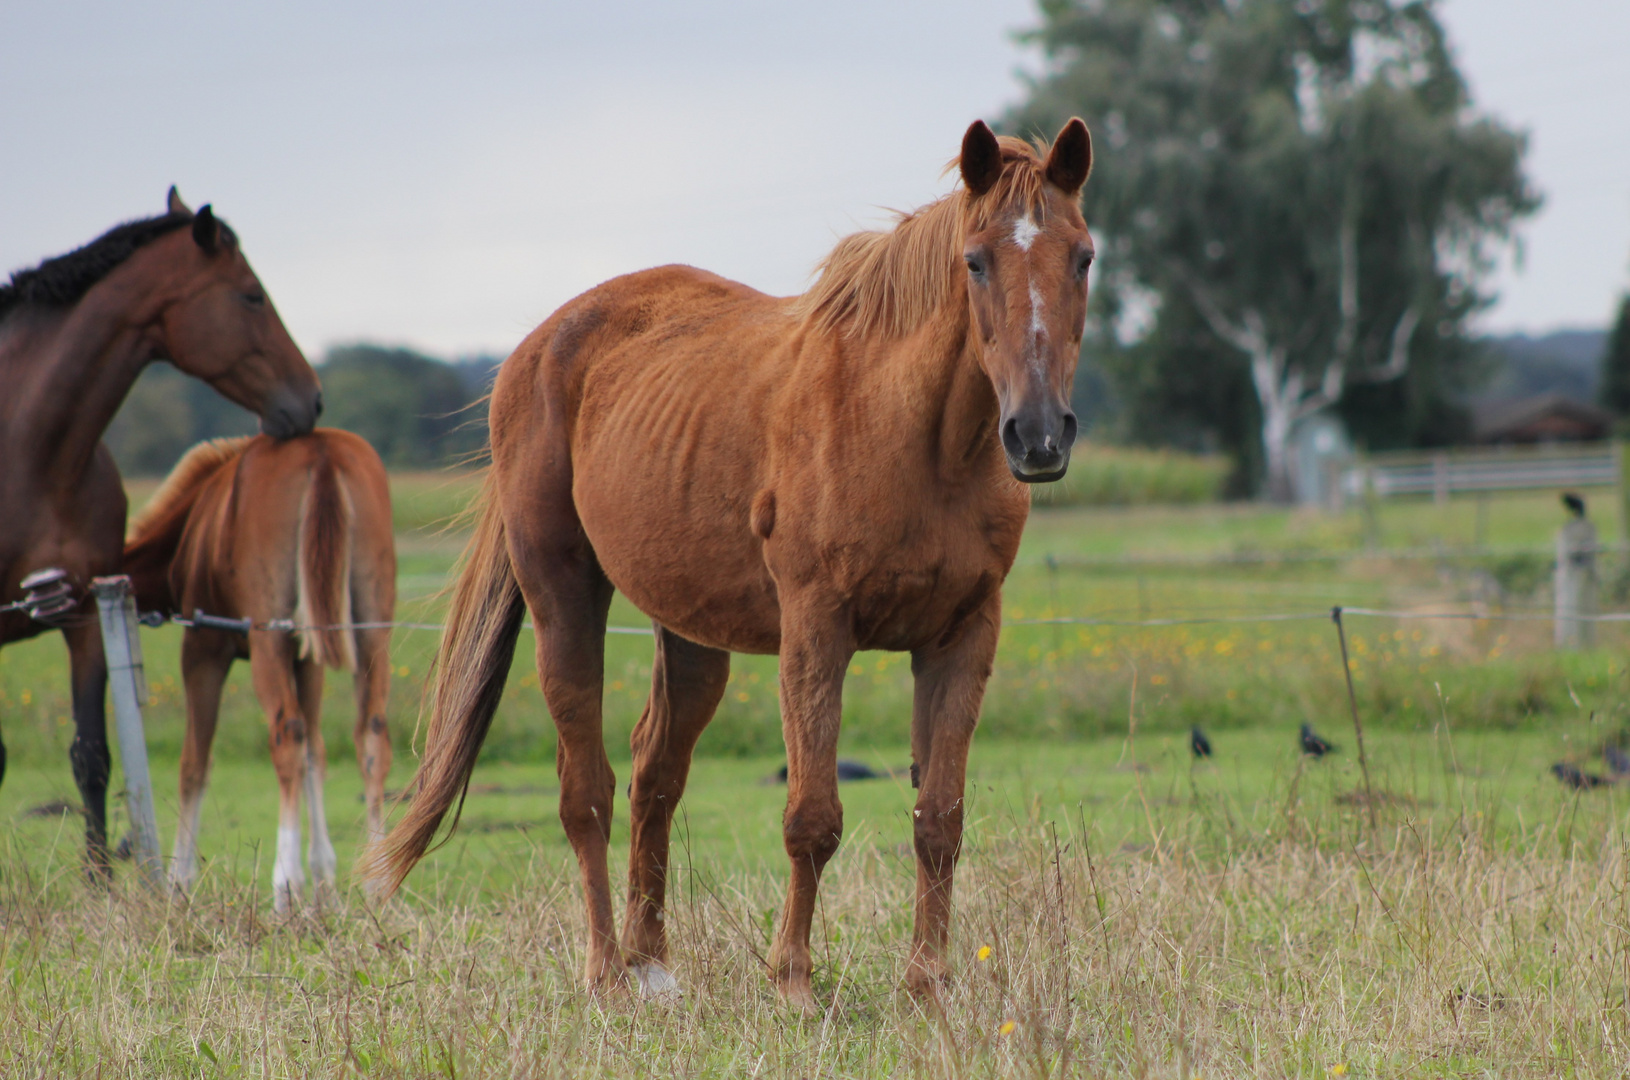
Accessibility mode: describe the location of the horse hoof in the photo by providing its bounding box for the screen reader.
[631,962,682,999]
[904,960,953,1003]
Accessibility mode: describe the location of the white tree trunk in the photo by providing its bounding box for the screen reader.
[1183,217,1419,503]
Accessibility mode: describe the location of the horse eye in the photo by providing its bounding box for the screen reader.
[1076,253,1094,279]
[242,291,266,306]
[965,255,987,279]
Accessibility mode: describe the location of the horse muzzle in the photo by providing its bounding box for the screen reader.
[1001,407,1077,484]
[261,386,322,439]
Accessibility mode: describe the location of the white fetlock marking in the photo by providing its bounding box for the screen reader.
[273,824,304,909]
[631,962,682,998]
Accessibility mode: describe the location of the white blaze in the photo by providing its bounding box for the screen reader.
[1028,282,1048,375]
[1012,214,1041,251]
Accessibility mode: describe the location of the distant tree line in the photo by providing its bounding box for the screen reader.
[107,345,500,476]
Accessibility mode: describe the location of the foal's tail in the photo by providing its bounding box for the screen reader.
[359,471,524,898]
[295,448,356,670]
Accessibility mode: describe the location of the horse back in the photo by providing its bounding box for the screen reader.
[141,430,394,662]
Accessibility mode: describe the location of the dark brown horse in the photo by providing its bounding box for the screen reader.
[0,189,321,877]
[365,119,1094,1010]
[125,431,395,910]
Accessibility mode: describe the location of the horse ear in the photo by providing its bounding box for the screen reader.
[192,205,219,253]
[167,186,191,216]
[960,120,1003,197]
[1044,118,1093,195]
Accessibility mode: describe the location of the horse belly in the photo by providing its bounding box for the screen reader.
[572,441,782,654]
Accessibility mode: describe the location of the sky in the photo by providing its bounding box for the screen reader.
[2,1,1626,361]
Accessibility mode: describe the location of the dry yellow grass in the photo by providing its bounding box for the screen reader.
[5,779,1629,1078]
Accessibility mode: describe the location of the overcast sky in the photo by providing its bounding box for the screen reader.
[2,1,1626,360]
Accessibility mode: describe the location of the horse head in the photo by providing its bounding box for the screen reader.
[957,119,1093,483]
[156,188,322,439]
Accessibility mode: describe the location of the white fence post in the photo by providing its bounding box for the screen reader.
[92,576,163,888]
[1555,519,1598,650]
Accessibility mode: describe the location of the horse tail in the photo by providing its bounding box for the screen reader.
[359,470,524,898]
[295,445,355,671]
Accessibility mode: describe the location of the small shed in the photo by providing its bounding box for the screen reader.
[1471,394,1613,445]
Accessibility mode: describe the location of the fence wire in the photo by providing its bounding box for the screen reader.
[133,604,1630,635]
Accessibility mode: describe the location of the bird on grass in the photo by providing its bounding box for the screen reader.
[1552,762,1610,790]
[1562,491,1587,519]
[773,760,887,783]
[1300,723,1337,758]
[1604,745,1630,776]
[1190,727,1213,759]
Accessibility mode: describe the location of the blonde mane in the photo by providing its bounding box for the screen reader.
[127,436,255,543]
[792,135,1054,340]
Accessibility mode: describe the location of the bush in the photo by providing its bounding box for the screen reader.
[1033,443,1230,507]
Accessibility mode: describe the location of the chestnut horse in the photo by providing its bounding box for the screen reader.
[124,431,395,910]
[0,189,322,878]
[366,119,1094,1009]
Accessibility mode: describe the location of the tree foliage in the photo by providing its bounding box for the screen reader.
[108,345,499,476]
[1007,0,1536,496]
[1599,294,1630,420]
[317,345,491,469]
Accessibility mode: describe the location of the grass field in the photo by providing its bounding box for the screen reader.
[5,475,1630,1075]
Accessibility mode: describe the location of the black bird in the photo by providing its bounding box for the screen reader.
[1190,726,1213,758]
[773,759,887,783]
[1605,745,1630,776]
[1552,762,1609,790]
[1300,723,1336,758]
[1562,491,1587,519]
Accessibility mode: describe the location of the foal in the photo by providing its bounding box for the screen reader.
[367,119,1095,1009]
[126,430,395,908]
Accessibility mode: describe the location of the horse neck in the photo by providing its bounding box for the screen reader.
[4,247,182,488]
[122,525,182,614]
[881,297,1000,480]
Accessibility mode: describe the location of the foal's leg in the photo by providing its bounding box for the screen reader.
[295,656,337,898]
[904,600,1000,999]
[171,629,234,895]
[351,625,393,848]
[62,619,112,882]
[248,630,311,912]
[512,537,620,989]
[768,601,854,1013]
[621,626,730,994]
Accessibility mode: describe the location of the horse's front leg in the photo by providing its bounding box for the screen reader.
[63,618,112,883]
[905,597,1000,999]
[768,599,853,1013]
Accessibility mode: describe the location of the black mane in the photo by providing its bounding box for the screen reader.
[0,213,194,321]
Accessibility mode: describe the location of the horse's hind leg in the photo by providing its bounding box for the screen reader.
[295,656,337,899]
[621,626,729,994]
[62,619,112,882]
[904,598,1000,1000]
[249,630,311,912]
[510,516,620,990]
[172,629,234,894]
[351,625,392,849]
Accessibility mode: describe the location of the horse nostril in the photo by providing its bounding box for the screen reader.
[312,392,324,420]
[1001,416,1024,459]
[1061,411,1078,450]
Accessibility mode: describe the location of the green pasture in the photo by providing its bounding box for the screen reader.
[6,474,1630,779]
[8,476,1630,1076]
[0,718,1619,905]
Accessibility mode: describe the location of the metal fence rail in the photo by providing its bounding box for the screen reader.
[1340,442,1624,504]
